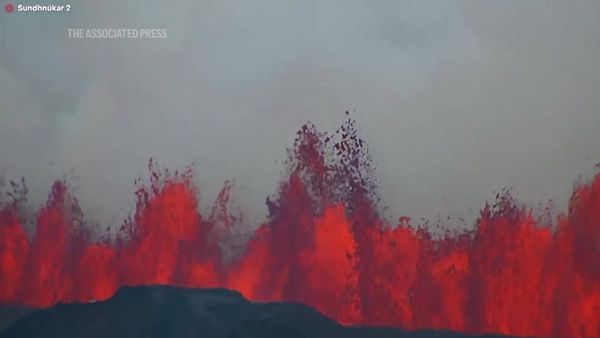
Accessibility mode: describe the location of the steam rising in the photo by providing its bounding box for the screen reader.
[1,1,599,228]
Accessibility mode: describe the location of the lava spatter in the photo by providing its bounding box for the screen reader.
[0,119,598,338]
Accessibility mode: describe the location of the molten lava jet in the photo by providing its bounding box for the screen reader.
[0,119,598,337]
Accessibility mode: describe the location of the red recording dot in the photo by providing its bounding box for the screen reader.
[4,3,13,12]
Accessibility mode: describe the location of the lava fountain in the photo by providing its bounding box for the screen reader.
[0,118,598,337]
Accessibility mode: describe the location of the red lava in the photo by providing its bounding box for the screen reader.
[0,119,598,337]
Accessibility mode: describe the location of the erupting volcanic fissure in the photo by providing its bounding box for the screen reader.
[0,118,598,337]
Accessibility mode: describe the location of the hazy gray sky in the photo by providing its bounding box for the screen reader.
[1,0,599,228]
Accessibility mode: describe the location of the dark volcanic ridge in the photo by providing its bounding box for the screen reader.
[0,285,515,338]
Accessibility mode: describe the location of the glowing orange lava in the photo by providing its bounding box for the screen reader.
[0,119,598,337]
